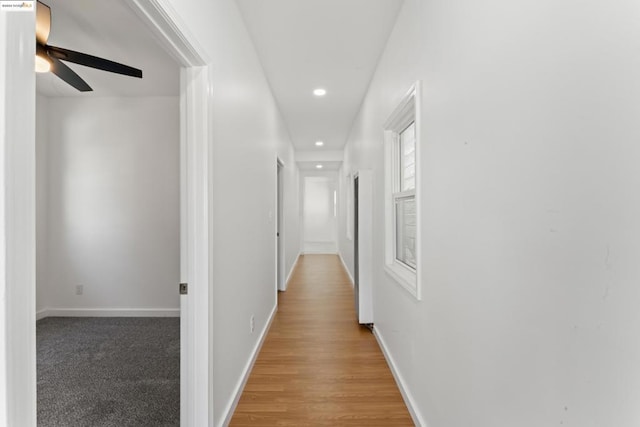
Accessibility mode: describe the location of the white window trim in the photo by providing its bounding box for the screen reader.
[383,81,422,300]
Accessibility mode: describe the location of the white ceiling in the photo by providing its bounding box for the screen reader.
[236,0,404,152]
[36,0,403,157]
[35,0,179,97]
[297,161,343,172]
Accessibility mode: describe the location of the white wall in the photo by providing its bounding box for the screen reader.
[36,96,180,315]
[162,1,300,424]
[338,1,640,426]
[302,175,337,253]
[35,94,49,314]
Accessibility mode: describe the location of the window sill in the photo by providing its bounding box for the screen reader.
[384,262,419,300]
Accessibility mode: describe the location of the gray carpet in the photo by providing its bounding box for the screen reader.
[37,317,180,427]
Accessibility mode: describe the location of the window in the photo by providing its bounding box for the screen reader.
[384,82,421,299]
[395,122,416,269]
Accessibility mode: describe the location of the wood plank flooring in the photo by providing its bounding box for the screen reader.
[230,254,414,426]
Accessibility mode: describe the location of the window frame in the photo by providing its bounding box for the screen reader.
[383,81,421,300]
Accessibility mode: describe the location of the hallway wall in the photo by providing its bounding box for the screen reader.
[338,0,640,426]
[36,94,49,314]
[302,174,338,254]
[163,0,300,424]
[36,96,180,316]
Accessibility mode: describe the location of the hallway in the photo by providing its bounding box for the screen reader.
[230,255,414,426]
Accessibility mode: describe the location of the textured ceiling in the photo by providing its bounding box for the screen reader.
[35,0,179,97]
[236,0,404,152]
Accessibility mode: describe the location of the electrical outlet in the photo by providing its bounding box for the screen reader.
[250,315,255,333]
[75,285,83,296]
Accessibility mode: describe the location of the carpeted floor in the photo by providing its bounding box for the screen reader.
[37,317,180,427]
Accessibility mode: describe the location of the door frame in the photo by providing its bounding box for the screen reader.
[354,173,360,312]
[0,8,37,427]
[0,2,212,426]
[353,170,373,324]
[276,158,285,292]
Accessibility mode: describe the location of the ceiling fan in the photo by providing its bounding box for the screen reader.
[35,0,143,92]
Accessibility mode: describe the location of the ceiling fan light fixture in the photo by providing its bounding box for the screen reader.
[313,88,327,97]
[33,0,142,91]
[35,53,51,73]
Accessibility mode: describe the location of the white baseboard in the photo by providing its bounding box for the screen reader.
[36,308,180,319]
[374,327,427,427]
[220,303,277,427]
[284,253,301,291]
[338,252,354,287]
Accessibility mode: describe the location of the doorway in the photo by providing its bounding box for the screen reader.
[353,170,373,325]
[354,174,360,317]
[35,92,181,423]
[34,0,183,423]
[302,175,338,254]
[277,159,285,291]
[0,2,211,426]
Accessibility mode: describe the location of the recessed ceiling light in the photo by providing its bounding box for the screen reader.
[313,88,327,97]
[316,164,323,169]
[315,141,324,147]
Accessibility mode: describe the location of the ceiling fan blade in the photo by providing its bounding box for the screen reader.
[46,45,143,79]
[50,57,92,92]
[36,1,51,45]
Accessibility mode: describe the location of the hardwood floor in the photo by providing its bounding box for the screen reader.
[230,254,414,426]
